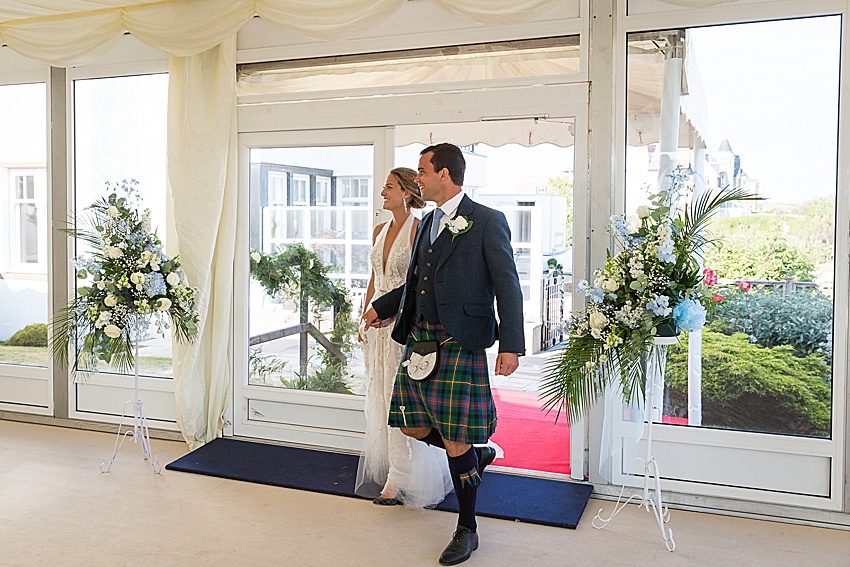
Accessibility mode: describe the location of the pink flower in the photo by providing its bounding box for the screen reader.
[737,281,751,292]
[712,293,724,304]
[702,268,718,287]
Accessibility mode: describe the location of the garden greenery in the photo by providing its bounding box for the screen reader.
[4,323,48,347]
[250,243,357,391]
[667,325,831,437]
[711,287,833,359]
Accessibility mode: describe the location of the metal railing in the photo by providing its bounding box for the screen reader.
[717,276,820,298]
[541,272,571,351]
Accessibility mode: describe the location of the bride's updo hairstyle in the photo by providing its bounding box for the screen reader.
[390,167,426,209]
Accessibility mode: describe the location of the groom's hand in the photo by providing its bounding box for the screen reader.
[494,353,519,376]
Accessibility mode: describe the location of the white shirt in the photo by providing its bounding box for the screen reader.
[433,191,465,239]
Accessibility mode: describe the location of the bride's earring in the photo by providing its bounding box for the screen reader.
[404,198,409,213]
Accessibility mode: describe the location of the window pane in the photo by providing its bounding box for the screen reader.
[19,203,38,263]
[73,73,170,378]
[237,37,580,97]
[625,18,840,437]
[0,83,48,368]
[249,145,372,394]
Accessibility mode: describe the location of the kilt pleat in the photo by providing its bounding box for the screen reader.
[388,319,497,444]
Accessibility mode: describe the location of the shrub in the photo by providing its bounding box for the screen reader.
[666,327,831,437]
[5,323,48,347]
[710,287,833,359]
[704,216,815,281]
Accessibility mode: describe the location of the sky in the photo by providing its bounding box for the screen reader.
[687,16,841,204]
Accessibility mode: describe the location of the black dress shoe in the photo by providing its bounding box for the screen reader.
[476,446,497,476]
[372,496,401,506]
[439,526,479,566]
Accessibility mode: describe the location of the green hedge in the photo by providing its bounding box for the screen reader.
[4,323,48,347]
[711,287,833,359]
[666,326,831,437]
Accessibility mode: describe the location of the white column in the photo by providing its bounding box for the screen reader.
[688,137,706,426]
[652,33,684,422]
[656,35,684,192]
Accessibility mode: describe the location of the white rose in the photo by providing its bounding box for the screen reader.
[166,272,181,286]
[130,272,145,286]
[106,246,123,259]
[453,216,468,230]
[149,258,161,272]
[602,279,619,292]
[589,311,608,330]
[156,297,172,311]
[250,252,261,263]
[104,324,122,338]
[637,205,650,219]
[104,294,118,307]
[107,205,120,218]
[96,281,106,290]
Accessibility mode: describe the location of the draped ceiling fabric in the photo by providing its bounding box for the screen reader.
[0,0,565,64]
[0,0,564,446]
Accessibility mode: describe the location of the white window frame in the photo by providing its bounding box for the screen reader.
[268,171,287,205]
[291,173,309,206]
[602,0,850,512]
[316,175,331,206]
[9,168,47,273]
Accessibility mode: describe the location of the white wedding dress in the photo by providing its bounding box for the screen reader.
[355,214,453,509]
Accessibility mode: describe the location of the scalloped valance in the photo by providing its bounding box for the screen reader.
[0,0,563,66]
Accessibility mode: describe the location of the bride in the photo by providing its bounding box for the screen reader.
[355,167,453,509]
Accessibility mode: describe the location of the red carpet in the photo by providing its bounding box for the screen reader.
[490,389,570,475]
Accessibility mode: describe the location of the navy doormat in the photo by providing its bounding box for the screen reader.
[166,438,593,529]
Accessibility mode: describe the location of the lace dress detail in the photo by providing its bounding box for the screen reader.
[354,215,453,508]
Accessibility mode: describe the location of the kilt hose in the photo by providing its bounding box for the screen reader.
[388,318,497,444]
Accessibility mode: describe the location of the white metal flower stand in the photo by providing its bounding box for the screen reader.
[100,322,161,474]
[592,335,676,552]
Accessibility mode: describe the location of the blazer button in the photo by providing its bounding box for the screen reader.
[423,276,428,281]
[421,290,426,295]
[428,249,433,253]
[427,262,431,267]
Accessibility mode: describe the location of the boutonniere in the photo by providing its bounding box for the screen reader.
[446,215,473,240]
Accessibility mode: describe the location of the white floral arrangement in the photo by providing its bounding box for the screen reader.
[50,180,200,374]
[540,168,761,421]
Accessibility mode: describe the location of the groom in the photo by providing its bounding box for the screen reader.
[364,143,525,565]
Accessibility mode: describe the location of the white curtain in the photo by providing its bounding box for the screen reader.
[168,36,238,449]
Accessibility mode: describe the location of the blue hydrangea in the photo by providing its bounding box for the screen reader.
[646,294,672,316]
[586,286,605,304]
[673,299,706,332]
[143,272,166,297]
[657,238,676,263]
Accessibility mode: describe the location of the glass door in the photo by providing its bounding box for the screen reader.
[234,128,389,450]
[611,16,845,509]
[235,84,589,476]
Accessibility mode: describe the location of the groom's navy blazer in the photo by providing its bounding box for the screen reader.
[372,194,525,355]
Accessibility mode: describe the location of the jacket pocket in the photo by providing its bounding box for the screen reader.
[463,302,494,317]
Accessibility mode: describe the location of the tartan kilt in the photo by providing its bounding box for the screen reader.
[388,319,497,444]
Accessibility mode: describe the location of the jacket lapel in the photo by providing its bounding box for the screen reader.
[436,194,474,271]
